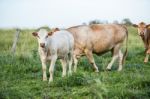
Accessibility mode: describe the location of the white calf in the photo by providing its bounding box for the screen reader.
[32,28,74,82]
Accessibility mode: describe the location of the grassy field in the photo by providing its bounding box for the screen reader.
[0,27,150,99]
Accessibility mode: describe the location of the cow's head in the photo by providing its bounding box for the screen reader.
[32,29,52,48]
[133,22,150,36]
[32,28,60,48]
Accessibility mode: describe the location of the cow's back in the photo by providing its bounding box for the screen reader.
[67,25,90,49]
[88,24,127,53]
[47,30,74,57]
[67,24,127,54]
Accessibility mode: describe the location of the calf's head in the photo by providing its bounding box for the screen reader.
[32,29,53,48]
[32,28,60,48]
[133,22,150,36]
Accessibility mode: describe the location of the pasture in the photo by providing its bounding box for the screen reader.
[0,27,150,99]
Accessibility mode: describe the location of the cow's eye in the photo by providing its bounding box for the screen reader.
[46,35,48,38]
[37,35,40,39]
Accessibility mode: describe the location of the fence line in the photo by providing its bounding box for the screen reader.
[11,28,21,54]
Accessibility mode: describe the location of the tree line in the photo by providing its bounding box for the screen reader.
[38,18,133,30]
[88,18,132,26]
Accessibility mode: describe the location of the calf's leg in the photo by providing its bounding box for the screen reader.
[41,59,47,81]
[49,55,57,83]
[60,59,67,77]
[39,50,48,81]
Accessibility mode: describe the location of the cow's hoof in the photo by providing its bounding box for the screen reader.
[48,80,53,84]
[106,68,111,71]
[94,69,99,72]
[144,61,148,63]
[117,69,122,72]
[68,72,72,76]
[62,73,67,77]
[144,60,148,63]
[73,69,77,73]
[144,57,148,63]
[43,78,47,81]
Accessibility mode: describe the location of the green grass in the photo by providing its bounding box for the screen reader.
[0,27,150,99]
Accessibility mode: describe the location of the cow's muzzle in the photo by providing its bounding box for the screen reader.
[139,32,144,37]
[40,43,45,48]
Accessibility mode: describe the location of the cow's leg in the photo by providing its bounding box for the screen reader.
[106,55,118,70]
[85,49,99,72]
[144,54,149,63]
[41,59,47,81]
[144,48,150,63]
[106,44,120,70]
[60,59,67,77]
[49,55,57,83]
[73,49,81,72]
[73,54,78,73]
[118,50,123,71]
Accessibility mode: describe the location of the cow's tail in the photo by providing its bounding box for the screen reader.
[122,27,128,65]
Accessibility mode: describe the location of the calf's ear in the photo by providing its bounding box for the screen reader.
[146,24,150,28]
[32,32,38,36]
[48,32,53,36]
[48,28,60,36]
[132,24,138,28]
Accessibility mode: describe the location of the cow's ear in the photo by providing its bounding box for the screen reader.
[146,24,150,28]
[32,32,38,36]
[48,28,59,36]
[48,32,53,36]
[54,28,60,32]
[132,24,138,28]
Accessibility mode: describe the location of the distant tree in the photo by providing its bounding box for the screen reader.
[89,19,102,25]
[121,18,132,26]
[89,19,109,25]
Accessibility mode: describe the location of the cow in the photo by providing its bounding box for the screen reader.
[133,22,150,63]
[67,24,128,72]
[32,28,74,82]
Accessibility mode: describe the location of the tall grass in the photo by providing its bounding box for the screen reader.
[0,27,150,99]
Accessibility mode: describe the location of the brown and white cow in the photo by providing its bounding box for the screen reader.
[67,24,128,72]
[133,22,150,63]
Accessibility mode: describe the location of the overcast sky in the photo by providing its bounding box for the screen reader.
[0,0,150,28]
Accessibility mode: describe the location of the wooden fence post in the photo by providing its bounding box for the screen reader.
[11,28,21,54]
